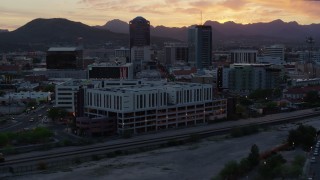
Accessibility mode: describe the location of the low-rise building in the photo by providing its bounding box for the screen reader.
[283,86,320,100]
[87,62,133,80]
[0,91,51,104]
[292,78,320,87]
[84,82,227,135]
[56,80,227,135]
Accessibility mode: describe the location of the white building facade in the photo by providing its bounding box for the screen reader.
[56,80,227,135]
[84,82,227,134]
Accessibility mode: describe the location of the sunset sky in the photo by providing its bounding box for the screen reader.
[1,0,320,31]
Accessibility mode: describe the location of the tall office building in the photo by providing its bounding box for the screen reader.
[129,16,150,48]
[188,25,212,69]
[164,42,188,66]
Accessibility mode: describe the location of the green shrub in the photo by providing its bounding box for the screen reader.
[37,161,47,170]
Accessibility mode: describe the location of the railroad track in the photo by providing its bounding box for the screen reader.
[1,111,319,168]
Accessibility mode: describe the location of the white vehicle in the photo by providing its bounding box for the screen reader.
[311,156,316,163]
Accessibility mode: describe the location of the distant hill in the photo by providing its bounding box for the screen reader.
[0,18,177,51]
[99,19,320,46]
[0,29,8,33]
[2,18,320,51]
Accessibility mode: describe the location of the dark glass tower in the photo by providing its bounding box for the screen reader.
[129,16,150,48]
[188,25,212,69]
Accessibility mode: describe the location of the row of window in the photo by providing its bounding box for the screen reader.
[87,92,122,110]
[136,92,167,109]
[175,88,212,104]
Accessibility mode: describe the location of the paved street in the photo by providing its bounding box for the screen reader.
[0,105,48,132]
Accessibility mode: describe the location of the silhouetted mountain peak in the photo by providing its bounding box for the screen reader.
[99,19,129,33]
[288,21,298,25]
[0,18,177,51]
[224,21,236,25]
[0,29,8,33]
[13,18,91,34]
[104,19,127,26]
[270,19,284,24]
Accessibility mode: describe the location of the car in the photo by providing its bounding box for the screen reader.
[38,114,42,117]
[29,118,34,122]
[314,152,318,156]
[311,157,316,163]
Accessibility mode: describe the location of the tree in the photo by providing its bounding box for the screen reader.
[272,88,282,98]
[287,125,317,150]
[220,160,239,180]
[238,158,251,176]
[0,133,9,147]
[248,144,260,167]
[47,107,61,121]
[47,107,69,122]
[258,154,286,179]
[249,89,273,100]
[236,104,246,117]
[43,84,55,92]
[238,96,253,106]
[304,91,319,104]
[32,127,53,143]
[27,100,37,108]
[265,101,277,109]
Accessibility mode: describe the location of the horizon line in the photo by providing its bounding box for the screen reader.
[2,17,320,32]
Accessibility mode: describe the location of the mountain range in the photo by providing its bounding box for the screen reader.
[99,19,320,45]
[1,18,320,51]
[0,18,176,51]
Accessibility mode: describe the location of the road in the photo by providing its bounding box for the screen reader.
[0,105,48,132]
[0,104,80,142]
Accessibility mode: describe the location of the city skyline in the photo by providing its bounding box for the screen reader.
[1,0,320,31]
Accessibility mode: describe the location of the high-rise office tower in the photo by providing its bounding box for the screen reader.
[164,42,189,66]
[188,25,212,69]
[129,16,150,48]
